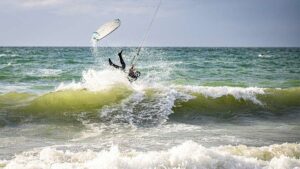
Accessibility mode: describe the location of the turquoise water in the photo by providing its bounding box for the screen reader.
[0,47,300,168]
[1,47,300,90]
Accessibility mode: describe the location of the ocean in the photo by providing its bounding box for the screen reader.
[0,47,300,169]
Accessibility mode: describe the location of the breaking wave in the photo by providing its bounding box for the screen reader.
[0,69,300,127]
[1,141,299,169]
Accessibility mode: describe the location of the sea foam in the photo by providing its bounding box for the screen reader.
[2,141,300,169]
[55,69,131,91]
[176,85,265,105]
[55,69,266,105]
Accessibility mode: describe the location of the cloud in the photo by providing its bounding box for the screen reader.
[100,1,154,15]
[19,0,64,7]
[0,0,97,15]
[54,0,97,15]
[1,0,159,15]
[0,0,66,8]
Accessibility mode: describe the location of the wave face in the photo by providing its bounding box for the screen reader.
[1,141,300,169]
[172,86,300,120]
[1,47,300,168]
[1,84,300,126]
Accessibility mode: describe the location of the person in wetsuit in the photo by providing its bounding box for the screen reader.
[109,50,141,81]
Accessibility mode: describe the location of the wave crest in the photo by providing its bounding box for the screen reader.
[1,71,300,126]
[55,69,131,91]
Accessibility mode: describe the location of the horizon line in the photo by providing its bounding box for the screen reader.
[1,45,300,48]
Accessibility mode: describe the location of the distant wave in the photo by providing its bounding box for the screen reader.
[25,68,62,77]
[258,54,272,58]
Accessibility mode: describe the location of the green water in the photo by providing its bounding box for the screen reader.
[0,47,300,168]
[1,47,300,91]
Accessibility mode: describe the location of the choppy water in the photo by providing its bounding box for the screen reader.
[0,47,300,169]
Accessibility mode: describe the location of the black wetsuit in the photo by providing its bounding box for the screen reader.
[109,51,126,70]
[109,50,141,81]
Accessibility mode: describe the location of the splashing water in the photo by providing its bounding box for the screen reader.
[1,47,300,168]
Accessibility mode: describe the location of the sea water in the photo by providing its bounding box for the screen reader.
[0,47,300,169]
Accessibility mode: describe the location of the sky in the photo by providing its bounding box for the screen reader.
[0,0,299,47]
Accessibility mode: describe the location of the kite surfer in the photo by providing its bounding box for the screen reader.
[109,50,141,81]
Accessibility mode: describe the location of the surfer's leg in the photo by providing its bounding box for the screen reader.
[119,53,126,70]
[109,58,121,69]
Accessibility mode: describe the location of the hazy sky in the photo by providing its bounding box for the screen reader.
[0,0,299,47]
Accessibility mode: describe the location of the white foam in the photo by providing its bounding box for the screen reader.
[258,54,272,58]
[39,69,62,77]
[177,85,265,105]
[3,141,300,169]
[0,54,7,57]
[0,62,12,69]
[219,143,300,161]
[26,68,62,77]
[99,85,194,126]
[54,68,266,106]
[55,69,131,92]
[0,84,31,94]
[55,81,83,91]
